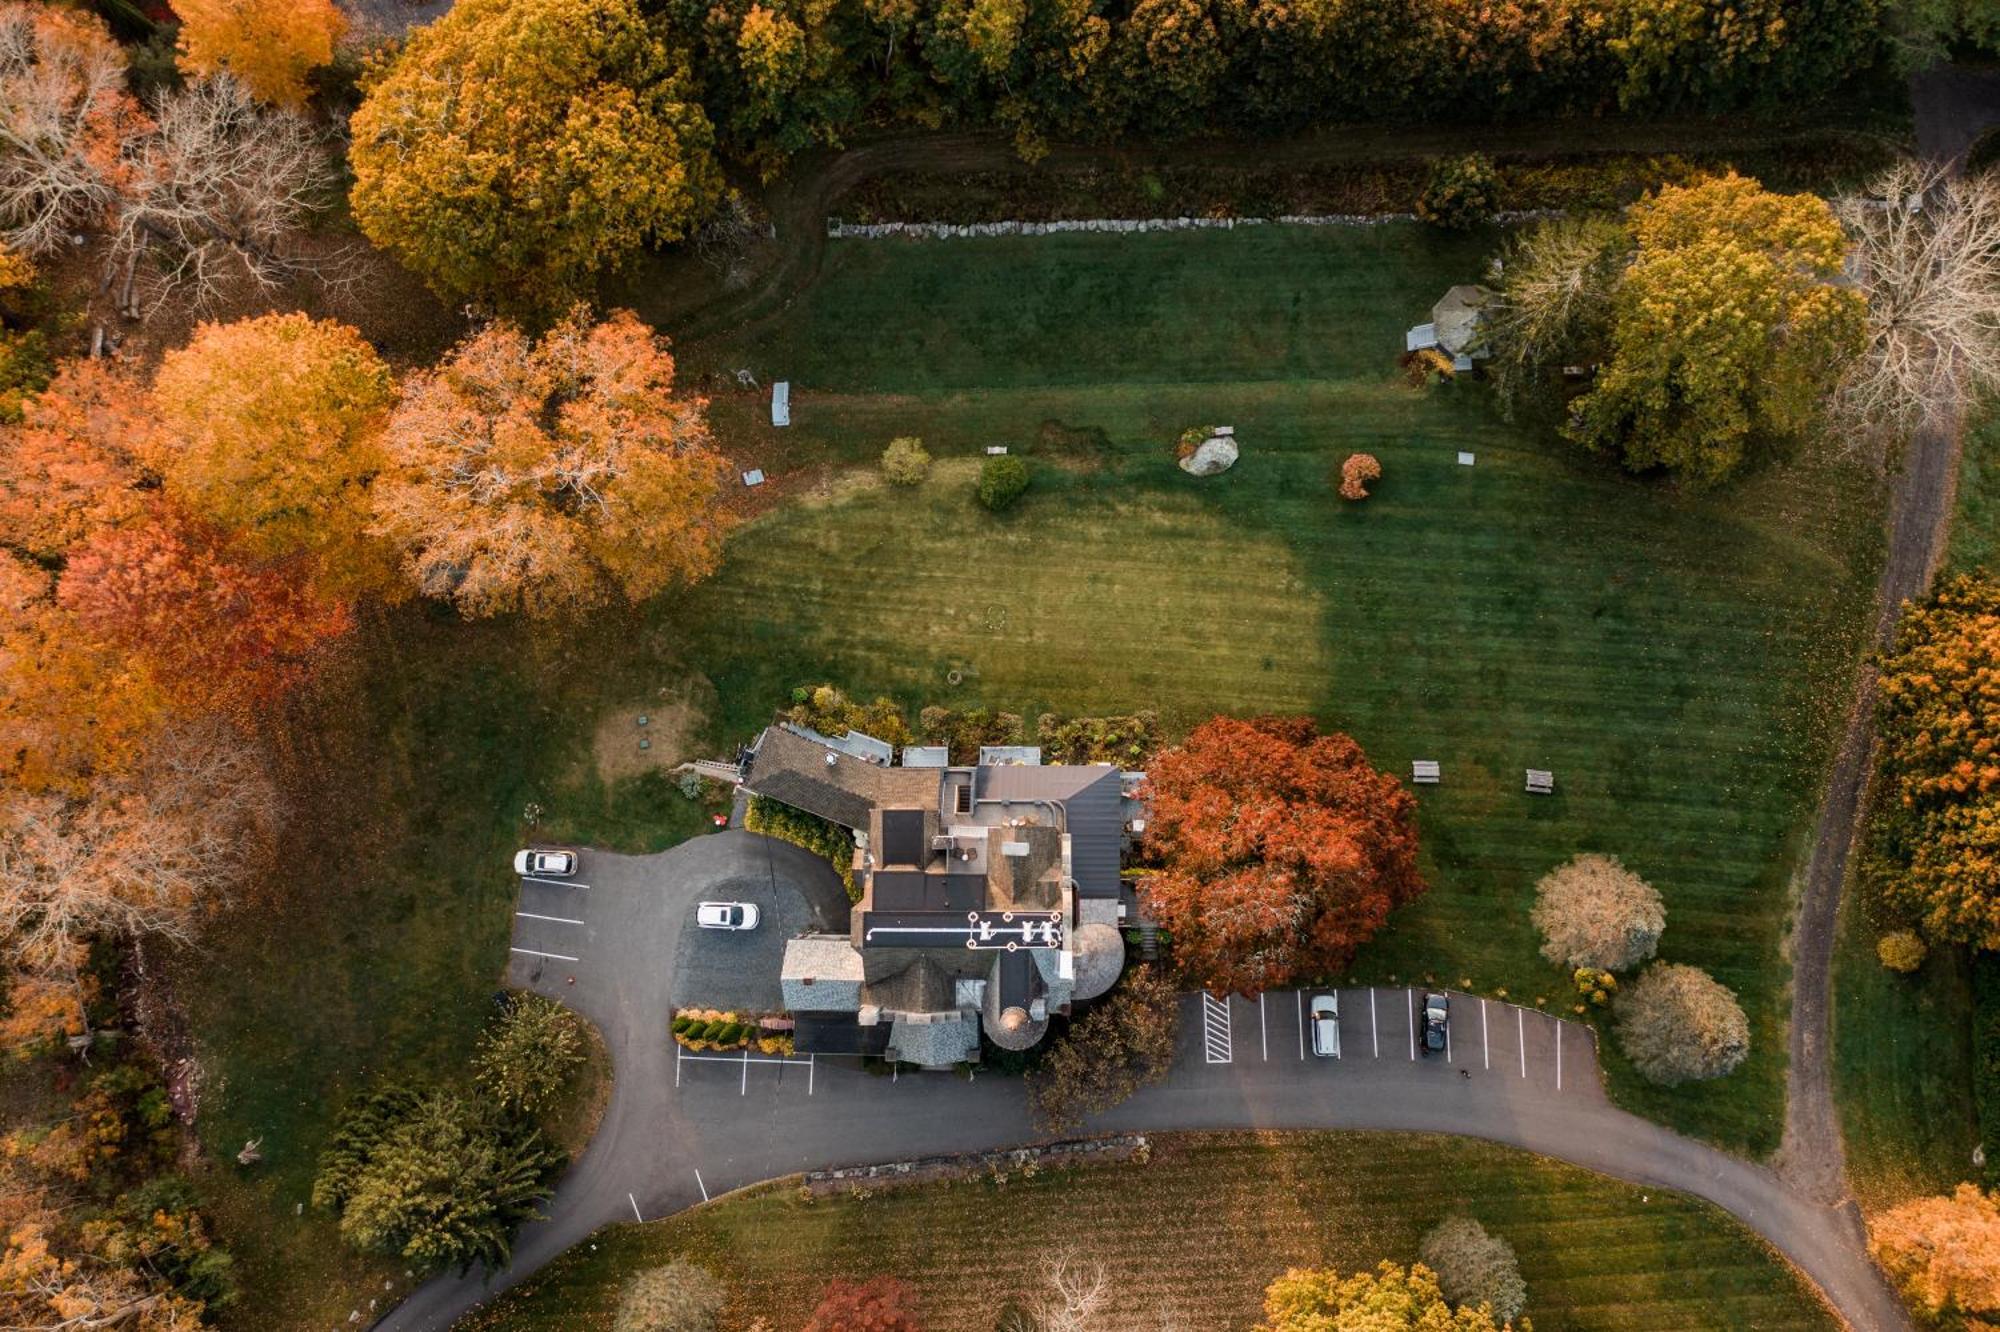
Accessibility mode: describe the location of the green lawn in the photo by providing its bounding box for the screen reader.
[671,226,1881,1149]
[184,224,1882,1326]
[464,1132,1834,1331]
[1831,408,2000,1213]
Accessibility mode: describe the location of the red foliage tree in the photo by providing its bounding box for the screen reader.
[1139,716,1424,996]
[801,1276,925,1332]
[57,510,351,715]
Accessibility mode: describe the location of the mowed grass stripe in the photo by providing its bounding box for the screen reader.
[465,1134,1831,1332]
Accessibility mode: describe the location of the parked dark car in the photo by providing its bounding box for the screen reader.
[1421,991,1449,1056]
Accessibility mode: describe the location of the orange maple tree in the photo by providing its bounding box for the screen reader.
[0,552,159,794]
[0,359,156,559]
[370,307,733,617]
[1139,715,1425,996]
[1871,1183,2000,1322]
[802,1276,925,1332]
[57,512,352,715]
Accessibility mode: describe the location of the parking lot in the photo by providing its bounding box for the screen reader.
[1181,986,1592,1093]
[508,870,594,979]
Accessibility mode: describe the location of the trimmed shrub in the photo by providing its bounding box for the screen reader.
[1530,854,1665,972]
[1418,1216,1527,1324]
[1418,153,1498,230]
[882,436,931,485]
[671,1014,693,1034]
[977,455,1031,510]
[1615,962,1749,1085]
[1877,929,1928,974]
[1338,453,1382,500]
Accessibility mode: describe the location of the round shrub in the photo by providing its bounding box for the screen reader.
[1878,929,1928,974]
[681,1020,709,1042]
[671,1014,692,1034]
[1339,453,1382,500]
[1615,962,1749,1085]
[881,436,931,485]
[1530,853,1665,972]
[978,455,1031,510]
[614,1258,726,1332]
[1418,153,1498,231]
[1418,1215,1527,1325]
[472,993,586,1113]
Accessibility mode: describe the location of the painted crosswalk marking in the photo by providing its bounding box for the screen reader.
[1202,993,1232,1064]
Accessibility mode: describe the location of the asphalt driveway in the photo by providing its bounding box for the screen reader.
[666,837,849,1012]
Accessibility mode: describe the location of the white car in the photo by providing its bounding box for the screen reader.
[697,901,760,931]
[1309,993,1340,1058]
[513,848,577,878]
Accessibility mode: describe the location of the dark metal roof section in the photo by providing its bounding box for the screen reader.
[880,808,926,865]
[792,1011,892,1056]
[978,764,1125,897]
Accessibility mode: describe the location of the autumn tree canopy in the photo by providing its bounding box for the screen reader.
[348,0,721,310]
[1139,716,1424,996]
[152,313,395,595]
[1564,173,1866,488]
[0,358,156,559]
[802,1276,925,1332]
[1258,1261,1512,1332]
[58,512,352,715]
[1872,574,2000,947]
[174,0,345,109]
[1614,962,1749,1085]
[1871,1183,2000,1323]
[371,308,733,618]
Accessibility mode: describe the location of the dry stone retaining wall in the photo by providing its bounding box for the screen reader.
[825,210,1560,239]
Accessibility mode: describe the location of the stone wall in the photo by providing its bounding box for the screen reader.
[825,210,1560,240]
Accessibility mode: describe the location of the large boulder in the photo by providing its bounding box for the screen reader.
[1179,435,1238,476]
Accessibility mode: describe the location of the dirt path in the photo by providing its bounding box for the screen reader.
[1776,64,2000,1225]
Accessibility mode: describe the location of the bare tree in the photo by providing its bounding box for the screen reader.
[1486,215,1629,412]
[0,4,141,258]
[113,75,336,316]
[1033,1250,1109,1332]
[0,718,277,970]
[0,6,334,317]
[1835,160,2000,439]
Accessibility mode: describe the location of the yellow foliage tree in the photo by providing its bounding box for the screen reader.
[1566,172,1866,488]
[348,0,721,311]
[151,313,396,596]
[1260,1261,1520,1330]
[174,0,346,109]
[371,308,733,617]
[1873,1184,2000,1322]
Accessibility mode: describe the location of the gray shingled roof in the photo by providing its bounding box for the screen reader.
[780,935,866,1011]
[744,725,940,829]
[886,1016,979,1068]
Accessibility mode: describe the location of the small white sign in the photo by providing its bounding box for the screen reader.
[741,469,765,487]
[1457,452,1475,466]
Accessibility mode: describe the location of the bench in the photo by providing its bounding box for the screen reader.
[1525,769,1555,794]
[1412,760,1441,785]
[771,380,790,427]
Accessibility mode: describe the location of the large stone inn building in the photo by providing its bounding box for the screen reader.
[738,723,1143,1069]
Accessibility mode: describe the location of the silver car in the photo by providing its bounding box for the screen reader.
[1309,993,1340,1057]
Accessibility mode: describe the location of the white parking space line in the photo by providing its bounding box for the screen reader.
[808,1053,815,1096]
[1557,1024,1563,1090]
[510,946,578,963]
[1370,988,1379,1058]
[675,1054,806,1066]
[1481,1000,1490,1070]
[1446,1008,1452,1064]
[515,911,585,925]
[675,1043,682,1087]
[1259,993,1268,1062]
[1295,991,1305,1060]
[741,1047,749,1094]
[520,876,588,889]
[694,1169,709,1202]
[1518,1008,1527,1079]
[628,1192,643,1222]
[1201,993,1232,1064]
[1407,989,1415,1061]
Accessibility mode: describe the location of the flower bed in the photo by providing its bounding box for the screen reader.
[672,1008,796,1056]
